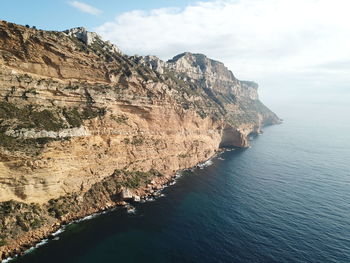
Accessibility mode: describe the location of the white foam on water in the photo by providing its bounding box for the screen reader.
[125,204,136,214]
[35,239,48,248]
[146,197,155,202]
[197,159,213,169]
[205,159,213,166]
[154,190,162,196]
[52,227,65,236]
[23,247,35,255]
[20,238,49,257]
[74,213,98,223]
[225,148,235,152]
[2,256,16,263]
[175,173,181,179]
[127,208,136,214]
[2,227,63,262]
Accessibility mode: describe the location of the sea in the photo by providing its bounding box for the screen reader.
[10,102,350,263]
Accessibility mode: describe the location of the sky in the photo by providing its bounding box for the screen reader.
[1,0,349,108]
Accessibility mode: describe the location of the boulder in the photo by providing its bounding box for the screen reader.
[133,195,141,202]
[116,201,127,206]
[121,188,133,199]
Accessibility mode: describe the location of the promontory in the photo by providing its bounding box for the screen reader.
[0,20,280,259]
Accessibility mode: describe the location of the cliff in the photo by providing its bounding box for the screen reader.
[0,20,280,259]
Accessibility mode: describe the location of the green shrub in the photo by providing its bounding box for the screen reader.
[0,238,6,247]
[110,114,128,124]
[0,101,65,131]
[31,218,44,229]
[130,136,144,146]
[112,169,163,189]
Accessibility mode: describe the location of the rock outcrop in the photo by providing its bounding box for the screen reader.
[0,20,280,259]
[63,27,122,54]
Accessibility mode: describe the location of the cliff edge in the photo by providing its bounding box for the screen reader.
[0,20,280,259]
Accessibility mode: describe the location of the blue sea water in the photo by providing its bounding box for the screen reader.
[13,102,350,263]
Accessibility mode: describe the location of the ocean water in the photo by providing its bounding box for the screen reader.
[13,102,350,263]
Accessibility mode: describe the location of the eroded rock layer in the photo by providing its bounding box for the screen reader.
[0,20,280,259]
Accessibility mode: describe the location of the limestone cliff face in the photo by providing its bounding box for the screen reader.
[0,20,280,257]
[0,64,221,205]
[134,52,258,100]
[133,52,280,146]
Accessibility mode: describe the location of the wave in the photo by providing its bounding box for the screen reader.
[75,213,98,223]
[145,197,155,202]
[225,148,235,152]
[2,238,50,263]
[51,228,65,237]
[153,190,161,196]
[2,256,16,263]
[197,159,213,169]
[175,172,182,179]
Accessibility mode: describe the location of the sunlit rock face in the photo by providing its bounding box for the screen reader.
[63,26,123,54]
[0,20,280,258]
[134,52,260,101]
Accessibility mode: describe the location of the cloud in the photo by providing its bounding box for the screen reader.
[69,1,102,15]
[95,0,350,103]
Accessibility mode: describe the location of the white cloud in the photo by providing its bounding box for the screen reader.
[69,1,102,15]
[95,0,350,103]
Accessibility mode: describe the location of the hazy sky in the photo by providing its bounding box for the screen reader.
[1,0,349,106]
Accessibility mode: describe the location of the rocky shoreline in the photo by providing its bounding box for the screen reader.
[0,151,223,262]
[0,20,280,262]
